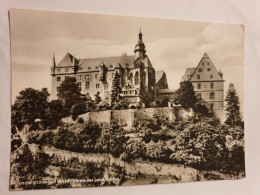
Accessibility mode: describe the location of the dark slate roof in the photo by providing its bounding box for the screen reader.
[157,89,177,94]
[57,53,154,71]
[155,70,164,83]
[57,53,79,67]
[181,68,196,82]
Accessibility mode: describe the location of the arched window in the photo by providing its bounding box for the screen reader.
[135,72,139,85]
[129,73,133,84]
[143,72,146,85]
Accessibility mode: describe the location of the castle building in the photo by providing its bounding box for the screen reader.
[181,53,224,120]
[50,31,168,107]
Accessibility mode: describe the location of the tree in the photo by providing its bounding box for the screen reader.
[174,81,197,109]
[57,76,81,112]
[140,85,155,108]
[111,71,122,103]
[12,88,49,128]
[70,102,87,120]
[225,83,242,127]
[43,100,65,129]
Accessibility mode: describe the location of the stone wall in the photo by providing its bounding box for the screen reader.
[78,107,194,128]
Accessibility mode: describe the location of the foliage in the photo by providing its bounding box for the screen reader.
[193,104,211,118]
[225,83,242,127]
[174,81,197,109]
[70,102,87,120]
[94,92,102,104]
[43,100,65,129]
[57,76,81,111]
[100,122,129,158]
[140,85,155,108]
[111,71,122,103]
[11,88,49,128]
[96,101,111,111]
[111,99,130,110]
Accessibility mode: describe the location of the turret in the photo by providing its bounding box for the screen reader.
[51,53,56,75]
[134,28,146,59]
[100,60,106,82]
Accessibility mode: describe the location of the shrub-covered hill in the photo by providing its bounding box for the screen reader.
[27,116,245,176]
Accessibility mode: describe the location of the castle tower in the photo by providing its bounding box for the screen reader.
[134,29,146,59]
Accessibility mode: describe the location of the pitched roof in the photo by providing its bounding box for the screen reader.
[155,70,165,83]
[57,53,154,71]
[181,68,196,82]
[189,53,223,82]
[57,53,79,67]
[158,89,177,94]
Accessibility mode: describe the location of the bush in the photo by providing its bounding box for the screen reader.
[70,102,87,120]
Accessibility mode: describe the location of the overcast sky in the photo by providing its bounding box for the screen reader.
[10,9,244,114]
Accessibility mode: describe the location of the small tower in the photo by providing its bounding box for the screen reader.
[99,60,106,82]
[134,28,146,59]
[51,53,56,75]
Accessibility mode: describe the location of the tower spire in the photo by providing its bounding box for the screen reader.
[135,28,146,59]
[52,52,56,67]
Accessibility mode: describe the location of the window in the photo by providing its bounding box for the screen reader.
[207,62,209,65]
[104,84,108,90]
[135,72,139,84]
[210,75,213,79]
[65,68,69,72]
[207,68,211,71]
[110,65,113,68]
[202,62,204,65]
[197,83,201,89]
[57,77,61,82]
[85,75,91,80]
[78,82,82,91]
[95,74,98,79]
[210,103,214,110]
[57,86,60,92]
[78,75,82,80]
[196,93,202,100]
[198,68,202,72]
[96,84,100,89]
[57,69,61,73]
[210,83,214,89]
[65,76,69,80]
[85,81,90,89]
[95,66,98,69]
[210,92,215,99]
[112,73,114,78]
[88,67,91,70]
[197,75,200,79]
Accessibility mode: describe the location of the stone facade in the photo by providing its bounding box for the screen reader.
[50,31,166,107]
[181,53,224,121]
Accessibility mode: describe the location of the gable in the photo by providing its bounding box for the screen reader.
[189,53,223,82]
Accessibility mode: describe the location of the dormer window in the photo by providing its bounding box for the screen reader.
[110,65,113,68]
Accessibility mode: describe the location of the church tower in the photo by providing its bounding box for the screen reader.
[134,29,146,59]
